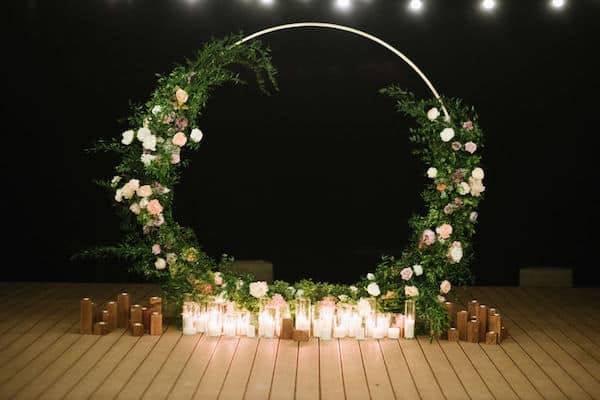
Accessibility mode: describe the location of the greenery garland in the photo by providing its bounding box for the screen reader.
[86,34,485,337]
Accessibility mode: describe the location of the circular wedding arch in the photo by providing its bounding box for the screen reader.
[98,22,485,336]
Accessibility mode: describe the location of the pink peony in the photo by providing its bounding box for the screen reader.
[422,229,436,245]
[147,199,163,215]
[400,267,413,281]
[462,120,474,130]
[451,141,462,151]
[171,153,180,164]
[464,141,477,154]
[152,244,161,255]
[175,88,188,104]
[174,117,188,131]
[172,132,187,147]
[436,224,453,239]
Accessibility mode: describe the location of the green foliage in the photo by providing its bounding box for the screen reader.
[86,36,485,338]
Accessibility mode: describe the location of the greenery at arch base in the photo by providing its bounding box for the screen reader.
[88,35,485,337]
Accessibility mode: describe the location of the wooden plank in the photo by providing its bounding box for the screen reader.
[398,338,445,400]
[458,342,519,399]
[270,339,298,400]
[192,336,239,400]
[295,338,320,400]
[339,339,370,400]
[359,339,396,400]
[437,340,494,400]
[243,338,279,400]
[217,337,260,400]
[0,283,62,322]
[167,336,220,399]
[417,336,469,400]
[378,339,421,400]
[319,339,345,400]
[141,334,203,400]
[115,325,182,400]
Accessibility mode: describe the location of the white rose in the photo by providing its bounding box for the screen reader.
[469,211,479,222]
[440,280,452,294]
[141,154,157,167]
[427,107,440,121]
[469,177,486,197]
[143,134,157,151]
[166,253,177,265]
[426,167,438,179]
[413,264,423,276]
[367,282,380,297]
[249,281,268,298]
[154,257,167,270]
[190,128,203,143]
[136,185,153,198]
[115,189,123,202]
[440,128,455,142]
[295,289,305,298]
[437,295,446,303]
[367,273,375,281]
[121,130,134,145]
[121,184,136,200]
[404,285,419,297]
[139,197,149,208]
[151,105,162,115]
[214,272,223,285]
[457,181,471,195]
[338,294,349,302]
[137,127,151,142]
[448,242,463,263]
[349,285,358,293]
[471,167,484,180]
[129,202,141,215]
[111,176,122,187]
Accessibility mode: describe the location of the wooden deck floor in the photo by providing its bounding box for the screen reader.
[0,283,599,400]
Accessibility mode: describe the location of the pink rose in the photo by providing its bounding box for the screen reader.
[136,185,153,198]
[172,132,187,147]
[443,204,455,215]
[454,197,463,206]
[436,224,453,239]
[462,121,473,130]
[127,179,140,191]
[175,88,188,104]
[153,213,165,227]
[270,294,287,308]
[422,229,436,245]
[451,141,461,151]
[147,199,163,215]
[171,153,180,164]
[152,244,161,255]
[464,141,477,154]
[400,267,413,281]
[440,280,452,294]
[163,112,176,124]
[202,284,213,294]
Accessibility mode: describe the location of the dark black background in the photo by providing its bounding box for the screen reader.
[3,0,598,285]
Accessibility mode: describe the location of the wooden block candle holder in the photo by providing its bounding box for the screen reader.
[80,298,94,334]
[131,322,144,336]
[447,328,459,342]
[457,310,468,341]
[130,305,142,324]
[486,331,497,345]
[468,300,479,319]
[117,293,130,328]
[280,318,294,340]
[490,314,502,344]
[443,302,456,328]
[292,329,310,342]
[107,301,118,331]
[93,321,109,335]
[477,305,488,342]
[487,308,496,322]
[102,310,113,332]
[150,312,162,335]
[150,297,162,314]
[501,326,508,341]
[467,319,480,343]
[142,307,151,334]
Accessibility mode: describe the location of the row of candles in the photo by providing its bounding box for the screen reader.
[181,295,416,340]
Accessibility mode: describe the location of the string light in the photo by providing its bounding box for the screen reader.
[481,0,496,11]
[408,0,423,12]
[259,0,275,6]
[551,0,565,9]
[335,0,352,12]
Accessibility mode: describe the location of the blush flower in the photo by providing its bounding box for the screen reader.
[469,211,479,222]
[250,281,268,298]
[427,167,438,178]
[147,199,163,215]
[136,185,153,198]
[413,264,423,276]
[427,107,440,121]
[154,258,166,270]
[190,128,203,143]
[152,244,161,255]
[440,128,455,142]
[174,117,188,131]
[422,229,436,245]
[464,141,477,154]
[463,121,474,130]
[451,141,462,151]
[440,280,452,294]
[172,132,187,147]
[400,267,413,281]
[405,285,419,297]
[175,88,189,104]
[447,241,463,264]
[367,282,381,297]
[436,223,453,239]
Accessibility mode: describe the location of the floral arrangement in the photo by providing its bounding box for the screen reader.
[85,35,485,337]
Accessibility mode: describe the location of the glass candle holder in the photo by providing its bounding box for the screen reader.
[295,298,311,332]
[404,299,416,339]
[357,297,376,318]
[223,313,237,337]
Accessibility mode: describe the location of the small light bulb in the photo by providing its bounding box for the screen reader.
[551,0,565,9]
[259,0,274,6]
[409,0,423,12]
[335,0,352,11]
[481,0,496,11]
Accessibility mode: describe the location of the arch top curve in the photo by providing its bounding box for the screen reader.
[235,22,449,119]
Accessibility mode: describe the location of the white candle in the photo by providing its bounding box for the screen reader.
[388,327,400,339]
[355,326,365,340]
[223,320,236,337]
[296,316,310,331]
[246,324,256,338]
[182,313,196,335]
[333,326,346,338]
[320,319,332,340]
[260,313,275,338]
[404,316,415,339]
[313,319,321,338]
[373,326,386,339]
[208,320,221,337]
[196,313,208,333]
